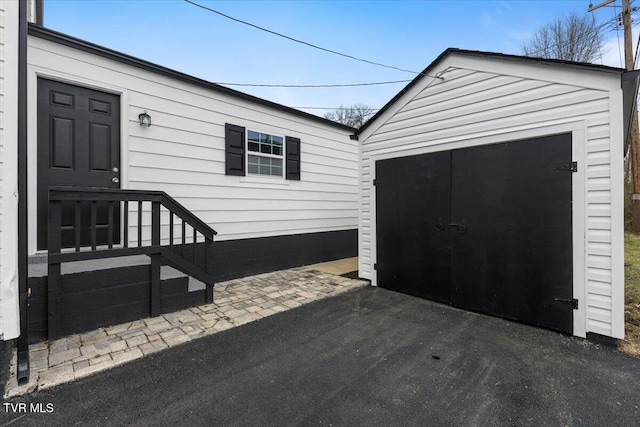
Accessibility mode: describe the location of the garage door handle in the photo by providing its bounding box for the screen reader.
[448,223,468,234]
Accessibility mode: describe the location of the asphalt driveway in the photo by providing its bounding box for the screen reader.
[2,287,639,426]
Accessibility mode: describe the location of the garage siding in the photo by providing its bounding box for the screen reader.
[27,36,358,247]
[360,65,618,337]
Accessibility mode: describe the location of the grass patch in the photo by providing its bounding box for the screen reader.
[620,233,640,357]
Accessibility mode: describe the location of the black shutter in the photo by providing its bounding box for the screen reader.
[286,136,301,181]
[225,123,245,176]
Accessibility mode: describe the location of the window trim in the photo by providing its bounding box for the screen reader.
[245,129,286,178]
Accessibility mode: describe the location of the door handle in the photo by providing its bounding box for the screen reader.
[448,223,467,234]
[112,177,119,183]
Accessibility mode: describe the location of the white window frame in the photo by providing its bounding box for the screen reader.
[245,129,285,178]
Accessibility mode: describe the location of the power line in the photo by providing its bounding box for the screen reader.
[592,12,606,65]
[614,1,625,67]
[215,80,412,88]
[634,26,640,67]
[184,0,443,80]
[524,5,640,60]
[523,20,614,58]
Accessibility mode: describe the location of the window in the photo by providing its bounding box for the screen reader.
[225,123,300,180]
[247,130,284,177]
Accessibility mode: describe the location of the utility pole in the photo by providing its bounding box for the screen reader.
[591,0,640,234]
[623,0,640,235]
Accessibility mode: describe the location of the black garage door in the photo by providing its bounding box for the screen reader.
[375,134,574,333]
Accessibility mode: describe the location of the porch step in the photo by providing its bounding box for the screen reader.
[28,254,205,291]
[28,254,149,277]
[27,263,209,342]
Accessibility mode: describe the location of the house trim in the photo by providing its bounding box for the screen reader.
[27,24,355,133]
[208,229,357,283]
[18,0,31,382]
[27,0,43,25]
[26,66,130,256]
[1,0,22,341]
[609,71,626,339]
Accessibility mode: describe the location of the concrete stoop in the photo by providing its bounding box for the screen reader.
[28,254,205,290]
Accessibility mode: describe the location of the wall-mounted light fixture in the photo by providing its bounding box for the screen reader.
[138,110,151,127]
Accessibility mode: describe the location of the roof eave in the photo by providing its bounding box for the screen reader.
[356,48,625,136]
[27,24,356,133]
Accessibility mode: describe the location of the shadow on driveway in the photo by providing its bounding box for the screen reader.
[2,287,639,426]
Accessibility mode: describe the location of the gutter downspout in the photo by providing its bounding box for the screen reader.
[17,0,30,384]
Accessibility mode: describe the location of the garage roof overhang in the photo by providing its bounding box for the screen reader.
[356,48,628,138]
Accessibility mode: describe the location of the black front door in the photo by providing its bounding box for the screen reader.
[375,134,574,333]
[37,79,121,250]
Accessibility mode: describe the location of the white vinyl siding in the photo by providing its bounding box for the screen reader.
[359,54,624,339]
[27,36,358,250]
[0,0,6,337]
[1,0,21,339]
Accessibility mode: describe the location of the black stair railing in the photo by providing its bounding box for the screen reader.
[47,187,217,340]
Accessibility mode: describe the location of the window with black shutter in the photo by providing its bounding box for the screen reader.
[225,123,245,176]
[225,123,301,180]
[286,136,301,181]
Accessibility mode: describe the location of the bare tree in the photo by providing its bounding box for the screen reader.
[324,103,376,128]
[522,12,605,63]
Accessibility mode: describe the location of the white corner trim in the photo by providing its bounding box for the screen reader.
[571,125,587,339]
[608,83,626,339]
[357,130,365,280]
[1,0,22,339]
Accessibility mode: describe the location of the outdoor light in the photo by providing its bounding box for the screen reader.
[138,110,151,127]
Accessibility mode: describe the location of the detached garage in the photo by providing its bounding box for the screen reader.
[357,49,638,340]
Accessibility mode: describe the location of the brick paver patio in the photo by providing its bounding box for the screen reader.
[5,265,368,397]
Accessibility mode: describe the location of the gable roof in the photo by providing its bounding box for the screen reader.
[28,24,356,133]
[356,48,626,135]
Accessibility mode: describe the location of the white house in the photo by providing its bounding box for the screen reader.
[1,2,359,390]
[357,48,636,341]
[26,25,359,276]
[1,3,637,392]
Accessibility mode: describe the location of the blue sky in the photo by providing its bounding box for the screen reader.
[43,0,633,116]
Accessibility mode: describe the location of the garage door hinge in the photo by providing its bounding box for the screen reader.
[555,298,578,310]
[373,179,378,186]
[374,263,377,270]
[555,162,577,172]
